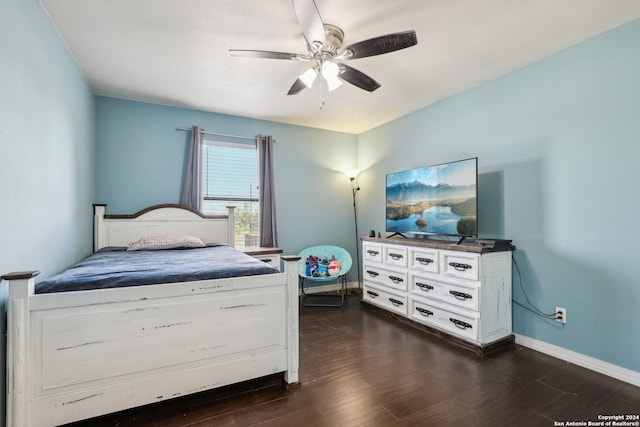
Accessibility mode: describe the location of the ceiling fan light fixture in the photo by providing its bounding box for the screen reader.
[325,76,343,91]
[299,68,318,88]
[321,60,340,80]
[231,2,417,97]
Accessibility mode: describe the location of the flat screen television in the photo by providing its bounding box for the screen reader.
[385,157,478,238]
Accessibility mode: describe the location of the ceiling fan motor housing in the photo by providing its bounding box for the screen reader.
[323,24,344,53]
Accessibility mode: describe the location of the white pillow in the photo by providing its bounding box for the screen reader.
[126,235,206,251]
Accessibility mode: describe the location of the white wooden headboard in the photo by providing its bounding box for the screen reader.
[93,204,235,251]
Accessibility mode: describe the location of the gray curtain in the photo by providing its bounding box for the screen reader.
[257,135,277,247]
[181,125,203,210]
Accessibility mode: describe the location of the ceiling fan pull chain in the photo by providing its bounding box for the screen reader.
[320,78,326,109]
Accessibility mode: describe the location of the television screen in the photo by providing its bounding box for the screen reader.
[385,157,478,237]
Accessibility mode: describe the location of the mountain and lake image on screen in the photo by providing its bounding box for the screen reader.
[385,158,478,237]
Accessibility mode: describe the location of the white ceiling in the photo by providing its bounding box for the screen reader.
[42,0,640,134]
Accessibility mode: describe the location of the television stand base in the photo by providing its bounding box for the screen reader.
[387,232,407,238]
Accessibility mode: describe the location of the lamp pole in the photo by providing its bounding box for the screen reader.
[350,177,362,292]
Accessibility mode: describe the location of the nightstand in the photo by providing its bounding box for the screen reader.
[241,247,283,270]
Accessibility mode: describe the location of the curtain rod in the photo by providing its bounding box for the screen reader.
[176,127,269,142]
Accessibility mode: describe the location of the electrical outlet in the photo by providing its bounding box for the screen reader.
[555,306,567,324]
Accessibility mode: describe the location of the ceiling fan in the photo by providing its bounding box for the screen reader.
[229,0,418,95]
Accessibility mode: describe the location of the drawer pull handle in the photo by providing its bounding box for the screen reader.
[367,250,379,256]
[415,257,434,265]
[261,258,272,263]
[450,318,473,329]
[366,270,379,278]
[388,275,404,284]
[367,290,379,298]
[416,282,434,291]
[389,298,404,307]
[449,262,472,271]
[416,307,434,317]
[389,253,404,260]
[449,290,472,300]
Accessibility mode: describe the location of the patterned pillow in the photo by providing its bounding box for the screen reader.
[126,235,206,251]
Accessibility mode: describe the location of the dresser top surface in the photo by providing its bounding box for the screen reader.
[361,236,514,253]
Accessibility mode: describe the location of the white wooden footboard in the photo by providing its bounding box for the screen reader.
[4,256,300,427]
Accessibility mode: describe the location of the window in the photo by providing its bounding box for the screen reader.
[201,139,259,248]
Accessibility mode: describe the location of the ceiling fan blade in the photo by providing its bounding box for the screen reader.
[341,30,417,60]
[229,49,307,60]
[339,64,381,92]
[291,0,326,47]
[287,78,308,95]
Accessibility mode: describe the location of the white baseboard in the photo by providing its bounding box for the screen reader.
[515,334,640,388]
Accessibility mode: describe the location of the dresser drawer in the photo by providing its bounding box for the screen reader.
[363,264,408,292]
[409,248,439,273]
[410,298,479,342]
[363,283,408,316]
[363,242,383,263]
[441,251,479,281]
[411,274,479,311]
[383,244,408,267]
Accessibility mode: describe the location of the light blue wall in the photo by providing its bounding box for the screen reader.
[0,0,96,420]
[95,97,359,275]
[357,19,640,372]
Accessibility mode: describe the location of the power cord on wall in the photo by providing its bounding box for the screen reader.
[511,253,560,320]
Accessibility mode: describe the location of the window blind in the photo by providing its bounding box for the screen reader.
[202,140,258,210]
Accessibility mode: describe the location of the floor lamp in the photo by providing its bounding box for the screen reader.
[345,169,361,292]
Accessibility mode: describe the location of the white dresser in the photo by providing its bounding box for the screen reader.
[361,237,513,353]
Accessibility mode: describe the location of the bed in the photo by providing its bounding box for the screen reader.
[3,204,300,427]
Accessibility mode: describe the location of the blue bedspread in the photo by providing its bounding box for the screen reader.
[35,244,279,294]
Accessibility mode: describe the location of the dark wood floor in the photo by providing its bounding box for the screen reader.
[69,294,639,427]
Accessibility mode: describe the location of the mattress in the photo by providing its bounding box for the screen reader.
[36,244,279,294]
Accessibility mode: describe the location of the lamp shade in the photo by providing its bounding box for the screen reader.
[321,61,340,79]
[326,76,343,91]
[344,169,360,180]
[299,68,318,88]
